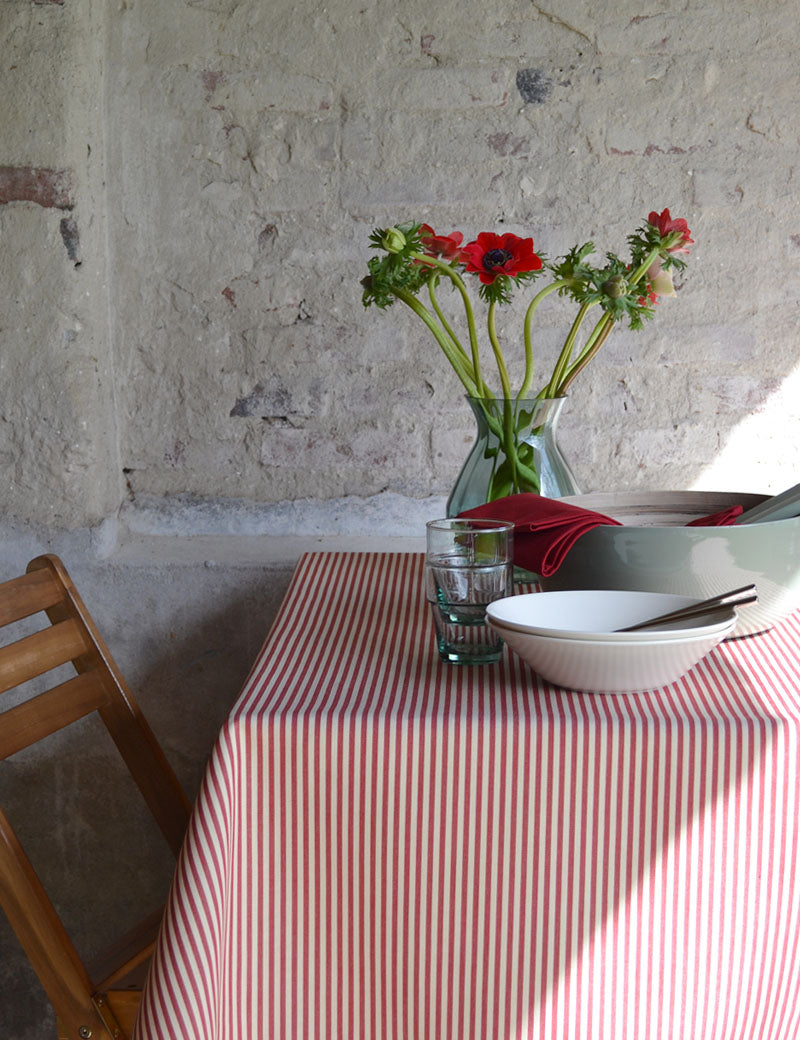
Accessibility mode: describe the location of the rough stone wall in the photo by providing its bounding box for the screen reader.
[3,0,800,533]
[1,0,121,527]
[108,0,800,514]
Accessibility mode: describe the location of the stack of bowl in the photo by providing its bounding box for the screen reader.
[487,589,738,694]
[541,490,800,637]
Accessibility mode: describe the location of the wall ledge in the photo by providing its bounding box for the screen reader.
[1,491,445,572]
[118,490,446,538]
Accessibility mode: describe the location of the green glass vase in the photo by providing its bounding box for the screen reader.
[446,396,581,517]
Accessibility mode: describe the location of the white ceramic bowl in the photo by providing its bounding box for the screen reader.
[487,589,737,642]
[487,589,737,693]
[540,491,800,637]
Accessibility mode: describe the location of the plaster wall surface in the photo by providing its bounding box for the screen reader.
[2,0,800,1034]
[1,0,121,527]
[103,0,800,510]
[3,0,800,535]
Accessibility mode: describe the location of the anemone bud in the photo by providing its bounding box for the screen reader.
[601,274,627,299]
[382,227,407,254]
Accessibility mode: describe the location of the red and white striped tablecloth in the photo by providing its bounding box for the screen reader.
[134,551,800,1040]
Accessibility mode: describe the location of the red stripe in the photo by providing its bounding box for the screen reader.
[456,673,473,1040]
[432,668,451,1040]
[502,679,521,1038]
[491,677,508,1040]
[737,619,800,1038]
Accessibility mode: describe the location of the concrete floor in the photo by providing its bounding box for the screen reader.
[0,496,433,1038]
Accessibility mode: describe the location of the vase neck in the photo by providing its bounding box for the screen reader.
[466,395,567,429]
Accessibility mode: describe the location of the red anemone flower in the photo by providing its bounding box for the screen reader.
[460,231,543,284]
[418,224,465,261]
[647,208,694,253]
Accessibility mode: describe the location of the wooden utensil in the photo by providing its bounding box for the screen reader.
[617,584,757,632]
[734,482,800,524]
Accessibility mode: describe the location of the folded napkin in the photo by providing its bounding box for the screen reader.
[459,494,743,578]
[685,504,743,527]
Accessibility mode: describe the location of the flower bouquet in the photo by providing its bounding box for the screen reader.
[362,209,693,510]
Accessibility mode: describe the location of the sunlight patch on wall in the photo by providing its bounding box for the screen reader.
[692,364,800,495]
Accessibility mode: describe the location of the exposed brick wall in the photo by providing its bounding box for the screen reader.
[0,165,73,209]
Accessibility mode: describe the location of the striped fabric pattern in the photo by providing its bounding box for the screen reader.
[135,551,800,1040]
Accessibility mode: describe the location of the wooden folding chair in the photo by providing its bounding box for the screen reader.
[0,554,192,1039]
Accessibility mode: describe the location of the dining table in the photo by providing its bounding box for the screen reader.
[133,550,800,1040]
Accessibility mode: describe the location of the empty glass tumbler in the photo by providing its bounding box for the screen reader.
[425,518,514,664]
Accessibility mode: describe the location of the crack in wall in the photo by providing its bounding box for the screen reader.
[530,3,593,46]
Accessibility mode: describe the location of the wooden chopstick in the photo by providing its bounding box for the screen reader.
[617,584,757,632]
[734,482,800,524]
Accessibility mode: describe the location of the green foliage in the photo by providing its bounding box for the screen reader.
[362,223,453,309]
[628,221,688,273]
[360,212,692,402]
[551,241,596,301]
[362,223,429,308]
[581,254,656,328]
[478,268,541,306]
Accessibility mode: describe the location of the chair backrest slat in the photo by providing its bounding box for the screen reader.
[0,672,110,760]
[0,567,63,627]
[0,617,89,695]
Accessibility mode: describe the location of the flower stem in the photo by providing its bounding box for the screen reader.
[483,315,521,492]
[471,397,505,443]
[628,245,662,286]
[487,300,513,399]
[428,278,473,377]
[556,314,615,396]
[545,247,662,399]
[393,287,480,395]
[501,397,520,491]
[409,252,490,397]
[519,279,570,399]
[545,299,594,398]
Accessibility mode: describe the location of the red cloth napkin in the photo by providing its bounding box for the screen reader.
[459,494,743,578]
[685,504,743,527]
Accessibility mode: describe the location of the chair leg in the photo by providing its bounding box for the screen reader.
[56,993,129,1040]
[104,990,142,1037]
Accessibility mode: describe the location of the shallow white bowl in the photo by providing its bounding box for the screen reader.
[487,589,737,642]
[487,590,737,693]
